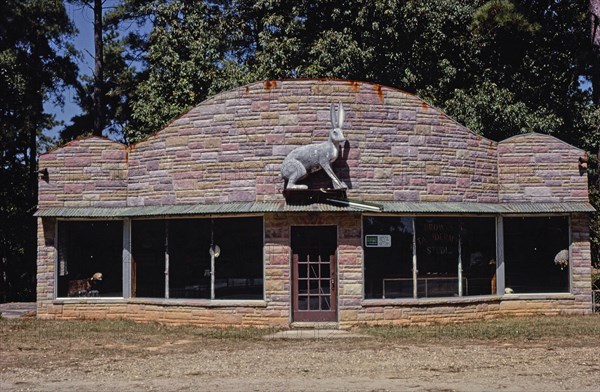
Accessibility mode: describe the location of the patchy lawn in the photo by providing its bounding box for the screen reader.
[1,315,599,391]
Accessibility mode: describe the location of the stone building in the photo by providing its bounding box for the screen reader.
[35,79,595,327]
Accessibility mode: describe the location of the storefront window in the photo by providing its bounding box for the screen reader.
[57,221,123,297]
[132,220,165,298]
[460,219,497,296]
[169,219,211,298]
[416,218,460,297]
[364,216,497,299]
[132,217,264,300]
[364,216,414,299]
[504,217,569,293]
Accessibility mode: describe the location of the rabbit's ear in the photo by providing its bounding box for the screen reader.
[338,102,345,128]
[330,103,338,128]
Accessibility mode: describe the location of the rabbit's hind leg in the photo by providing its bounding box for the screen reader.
[282,159,308,189]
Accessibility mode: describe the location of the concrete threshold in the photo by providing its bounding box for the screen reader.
[263,329,371,340]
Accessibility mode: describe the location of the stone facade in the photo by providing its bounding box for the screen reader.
[498,133,588,203]
[39,138,128,207]
[36,79,594,327]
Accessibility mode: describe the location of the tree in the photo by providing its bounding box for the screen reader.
[70,0,600,262]
[61,0,142,142]
[119,0,233,142]
[0,0,77,301]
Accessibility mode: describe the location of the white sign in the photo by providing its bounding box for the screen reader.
[365,234,392,248]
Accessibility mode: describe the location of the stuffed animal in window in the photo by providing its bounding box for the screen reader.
[554,249,569,270]
[68,272,103,297]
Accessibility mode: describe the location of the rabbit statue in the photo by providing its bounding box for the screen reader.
[281,103,348,190]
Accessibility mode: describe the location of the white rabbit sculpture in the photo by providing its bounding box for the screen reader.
[281,103,347,190]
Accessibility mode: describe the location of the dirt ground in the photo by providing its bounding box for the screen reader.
[1,324,599,392]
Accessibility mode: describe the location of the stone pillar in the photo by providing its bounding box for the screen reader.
[37,218,56,316]
[570,213,593,313]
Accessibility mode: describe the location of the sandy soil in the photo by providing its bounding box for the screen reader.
[1,335,598,392]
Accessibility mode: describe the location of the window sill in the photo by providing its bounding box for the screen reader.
[362,292,575,307]
[501,292,574,301]
[53,297,268,307]
[127,298,268,307]
[53,297,126,304]
[362,295,502,307]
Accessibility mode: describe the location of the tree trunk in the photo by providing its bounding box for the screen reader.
[93,0,104,136]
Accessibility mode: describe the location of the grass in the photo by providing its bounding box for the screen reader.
[0,317,274,358]
[0,317,274,340]
[359,315,600,343]
[1,315,599,352]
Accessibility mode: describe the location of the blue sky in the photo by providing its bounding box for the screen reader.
[44,0,123,140]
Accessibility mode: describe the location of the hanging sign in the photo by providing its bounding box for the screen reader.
[365,234,392,248]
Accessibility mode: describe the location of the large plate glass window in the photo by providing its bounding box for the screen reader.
[57,221,123,297]
[504,217,569,293]
[363,216,496,299]
[131,220,165,298]
[131,217,264,300]
[364,216,414,299]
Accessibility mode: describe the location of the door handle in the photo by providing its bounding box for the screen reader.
[331,277,335,291]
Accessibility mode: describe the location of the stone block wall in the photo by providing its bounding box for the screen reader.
[498,133,588,203]
[38,80,591,208]
[126,80,500,205]
[39,137,128,208]
[38,211,592,326]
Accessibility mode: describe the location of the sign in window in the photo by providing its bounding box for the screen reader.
[365,234,392,248]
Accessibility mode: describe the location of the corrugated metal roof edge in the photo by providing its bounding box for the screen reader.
[33,201,595,218]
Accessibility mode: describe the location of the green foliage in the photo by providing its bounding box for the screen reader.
[122,0,233,142]
[1,0,77,301]
[59,1,144,143]
[592,268,600,289]
[76,0,600,263]
[117,0,595,146]
[471,0,539,35]
[445,80,564,140]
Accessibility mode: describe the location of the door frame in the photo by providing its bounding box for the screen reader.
[290,225,338,323]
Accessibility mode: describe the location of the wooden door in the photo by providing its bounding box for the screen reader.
[291,226,337,322]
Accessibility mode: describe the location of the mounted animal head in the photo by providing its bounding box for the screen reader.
[329,102,346,144]
[90,272,103,281]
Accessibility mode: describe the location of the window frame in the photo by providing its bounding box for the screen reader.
[130,214,266,302]
[362,214,574,301]
[53,215,266,303]
[501,214,572,295]
[54,218,127,300]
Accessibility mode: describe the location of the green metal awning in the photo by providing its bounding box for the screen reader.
[34,201,595,218]
[378,202,596,214]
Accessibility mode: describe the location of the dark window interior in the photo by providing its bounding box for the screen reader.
[364,216,497,299]
[132,220,165,298]
[504,217,569,293]
[169,219,211,299]
[213,217,263,299]
[416,218,460,297]
[57,221,123,297]
[460,218,497,296]
[364,217,413,299]
[129,217,264,300]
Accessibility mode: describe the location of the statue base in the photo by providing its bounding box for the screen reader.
[282,188,347,205]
